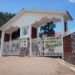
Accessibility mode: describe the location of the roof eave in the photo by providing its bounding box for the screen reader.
[66,11,73,21]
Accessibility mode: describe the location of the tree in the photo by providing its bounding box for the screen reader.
[0,12,16,27]
[0,12,16,38]
[40,22,56,37]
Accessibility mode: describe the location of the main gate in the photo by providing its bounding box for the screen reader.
[32,37,62,57]
[2,39,30,56]
[1,37,62,57]
[2,40,20,56]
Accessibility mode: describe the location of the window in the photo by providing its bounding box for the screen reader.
[20,39,27,47]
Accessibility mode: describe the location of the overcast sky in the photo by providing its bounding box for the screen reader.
[0,0,75,32]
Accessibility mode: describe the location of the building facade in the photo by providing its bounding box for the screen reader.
[0,9,73,58]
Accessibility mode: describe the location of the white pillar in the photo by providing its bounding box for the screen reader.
[29,25,32,56]
[40,38,43,56]
[37,29,39,38]
[30,37,32,56]
[61,17,65,36]
[10,34,12,55]
[20,27,22,38]
[0,31,5,56]
[61,17,65,59]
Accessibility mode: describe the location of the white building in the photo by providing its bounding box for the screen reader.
[0,9,72,58]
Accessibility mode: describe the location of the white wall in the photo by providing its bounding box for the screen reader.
[10,13,62,28]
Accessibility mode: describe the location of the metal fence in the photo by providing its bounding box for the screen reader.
[2,40,20,56]
[1,37,63,57]
[32,37,62,57]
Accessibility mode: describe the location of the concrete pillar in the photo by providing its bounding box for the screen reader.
[37,29,39,38]
[10,34,12,55]
[20,27,22,38]
[61,17,65,59]
[61,17,65,36]
[30,37,32,56]
[29,25,32,56]
[0,31,5,56]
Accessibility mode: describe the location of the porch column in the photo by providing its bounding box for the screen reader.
[61,17,65,59]
[10,34,12,54]
[61,17,65,36]
[29,25,32,56]
[30,37,32,56]
[37,29,39,38]
[0,31,5,56]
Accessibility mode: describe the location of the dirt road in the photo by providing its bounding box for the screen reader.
[0,57,75,75]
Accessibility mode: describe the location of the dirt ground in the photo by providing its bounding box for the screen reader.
[0,56,75,75]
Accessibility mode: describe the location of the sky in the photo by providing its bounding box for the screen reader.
[0,0,75,32]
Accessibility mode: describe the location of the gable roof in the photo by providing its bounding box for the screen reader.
[0,9,73,31]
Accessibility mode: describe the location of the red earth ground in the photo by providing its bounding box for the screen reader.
[0,57,75,75]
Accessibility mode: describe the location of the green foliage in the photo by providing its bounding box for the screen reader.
[0,12,16,27]
[0,12,16,38]
[40,22,56,37]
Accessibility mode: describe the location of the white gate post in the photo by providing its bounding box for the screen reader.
[61,16,65,59]
[0,31,5,56]
[30,37,32,56]
[40,38,42,56]
[29,25,32,56]
[10,34,12,55]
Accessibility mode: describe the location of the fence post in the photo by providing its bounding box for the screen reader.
[30,37,32,56]
[10,34,12,55]
[0,31,5,56]
[40,38,42,56]
[61,17,65,59]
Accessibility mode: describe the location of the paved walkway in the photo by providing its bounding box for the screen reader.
[0,57,75,75]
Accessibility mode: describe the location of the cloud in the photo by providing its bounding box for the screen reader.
[69,0,75,3]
